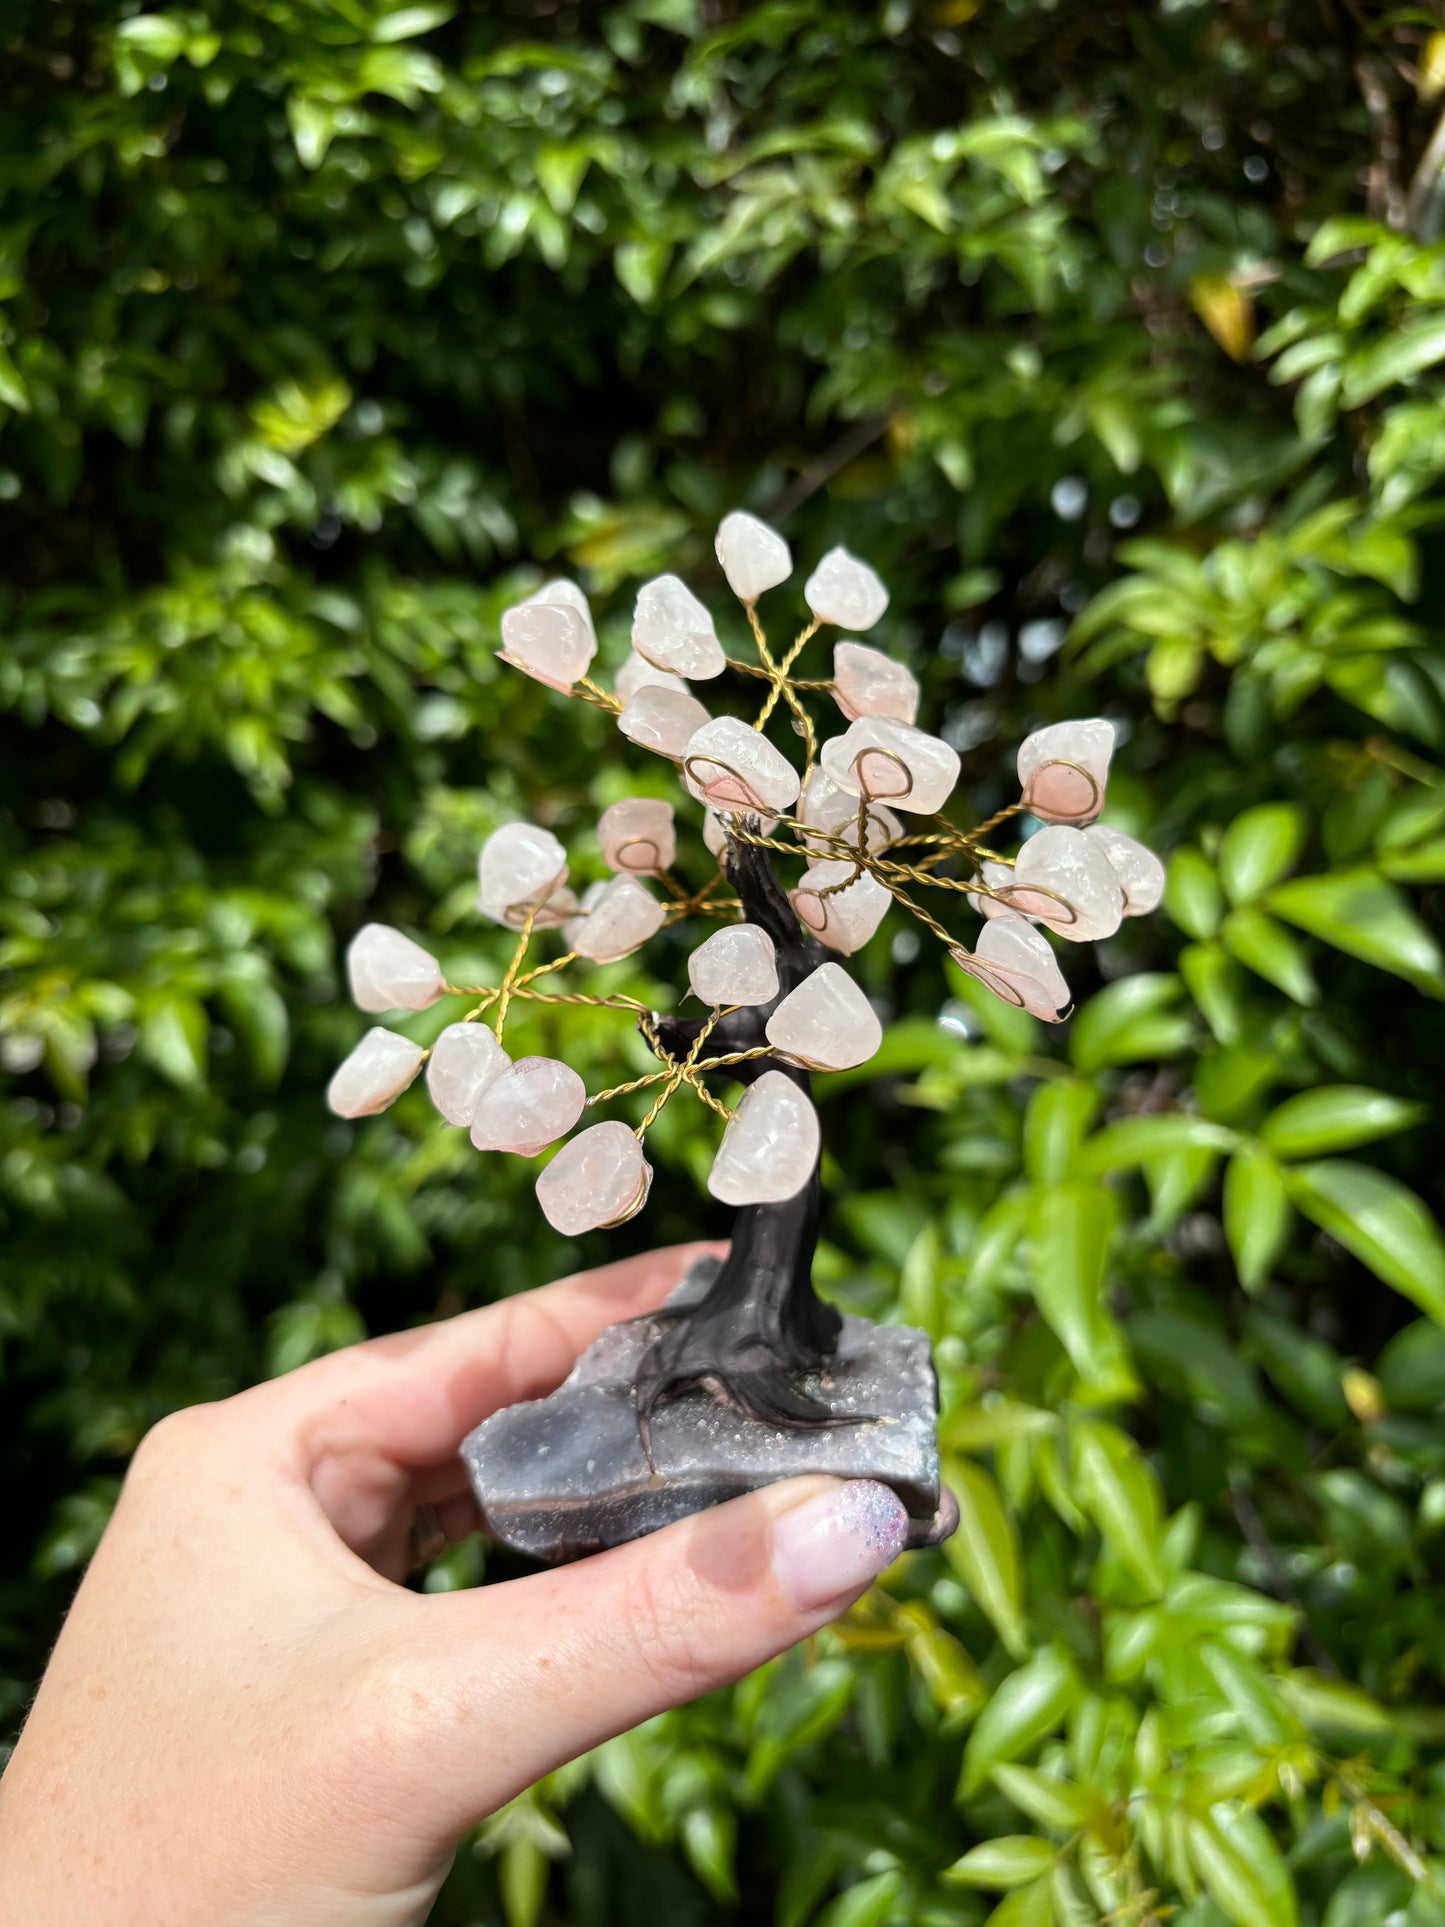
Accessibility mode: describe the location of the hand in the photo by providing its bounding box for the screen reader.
[0,1244,910,1927]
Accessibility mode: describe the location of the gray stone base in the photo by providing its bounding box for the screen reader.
[462,1282,954,1563]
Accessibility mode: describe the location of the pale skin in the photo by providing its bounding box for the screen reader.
[0,1243,909,1926]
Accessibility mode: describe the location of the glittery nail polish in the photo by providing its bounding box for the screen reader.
[769,1479,910,1612]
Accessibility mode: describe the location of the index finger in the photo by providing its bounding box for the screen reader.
[266,1240,726,1471]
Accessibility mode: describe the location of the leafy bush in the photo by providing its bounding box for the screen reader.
[6,4,1445,1923]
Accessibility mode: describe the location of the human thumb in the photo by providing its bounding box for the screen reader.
[410,1476,909,1830]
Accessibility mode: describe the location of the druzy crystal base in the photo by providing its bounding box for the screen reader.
[462,1261,957,1563]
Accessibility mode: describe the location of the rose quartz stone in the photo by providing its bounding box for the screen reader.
[805,547,890,631]
[598,798,677,874]
[615,652,689,706]
[426,1023,510,1127]
[470,1055,586,1156]
[326,1028,425,1118]
[1001,826,1125,942]
[536,1120,653,1234]
[790,861,891,955]
[820,716,960,815]
[951,915,1072,1023]
[798,767,900,855]
[477,823,573,928]
[765,961,882,1071]
[346,923,445,1013]
[831,641,919,724]
[1017,719,1114,823]
[564,876,666,963]
[973,858,1017,920]
[618,685,712,759]
[707,1071,820,1206]
[715,510,791,601]
[498,580,597,691]
[631,574,726,680]
[682,716,801,814]
[1084,823,1165,916]
[703,806,777,858]
[688,924,780,1007]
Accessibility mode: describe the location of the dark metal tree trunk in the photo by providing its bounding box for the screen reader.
[634,828,844,1436]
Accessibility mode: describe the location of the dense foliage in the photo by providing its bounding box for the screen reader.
[8,1,1445,1921]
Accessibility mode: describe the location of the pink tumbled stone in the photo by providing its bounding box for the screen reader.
[682,716,801,814]
[707,1071,820,1206]
[346,923,445,1014]
[615,652,689,706]
[326,1028,425,1118]
[477,823,574,929]
[715,510,791,601]
[831,641,919,724]
[820,716,960,815]
[536,1120,653,1234]
[703,807,777,858]
[598,798,677,875]
[1017,719,1114,824]
[798,767,900,855]
[632,575,726,680]
[688,924,780,1007]
[790,861,891,955]
[470,1055,586,1156]
[498,580,597,692]
[618,685,712,759]
[1084,823,1165,916]
[805,547,890,631]
[972,858,1017,920]
[998,826,1124,942]
[951,915,1072,1023]
[564,876,666,963]
[425,1023,510,1128]
[765,961,882,1071]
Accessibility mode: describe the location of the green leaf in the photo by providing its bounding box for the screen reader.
[1218,804,1306,904]
[1260,1085,1426,1157]
[1079,1113,1238,1176]
[984,1880,1056,1927]
[1068,974,1191,1074]
[1030,1184,1136,1398]
[990,1764,1093,1832]
[1223,1147,1292,1291]
[1179,940,1248,1044]
[1221,909,1318,1005]
[1268,868,1445,994]
[943,1458,1029,1659]
[1342,313,1445,408]
[139,994,209,1089]
[1288,1160,1445,1323]
[0,341,31,414]
[1186,1804,1299,1927]
[1069,1417,1167,1596]
[372,4,455,41]
[1023,1078,1098,1184]
[815,1870,905,1927]
[958,1648,1079,1798]
[1164,848,1224,940]
[946,1837,1058,1889]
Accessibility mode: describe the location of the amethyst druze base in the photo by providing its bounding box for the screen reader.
[462,1260,956,1564]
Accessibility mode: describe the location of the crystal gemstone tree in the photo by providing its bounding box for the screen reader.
[327,515,1162,1559]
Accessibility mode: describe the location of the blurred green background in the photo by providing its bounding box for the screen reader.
[7,2,1445,1922]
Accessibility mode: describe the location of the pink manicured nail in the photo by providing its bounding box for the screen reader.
[769,1480,910,1612]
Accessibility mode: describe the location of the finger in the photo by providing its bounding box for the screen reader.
[277,1241,726,1469]
[404,1477,911,1832]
